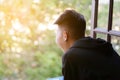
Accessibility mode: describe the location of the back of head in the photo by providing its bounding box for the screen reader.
[54,9,86,40]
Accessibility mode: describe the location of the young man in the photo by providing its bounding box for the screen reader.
[54,9,120,80]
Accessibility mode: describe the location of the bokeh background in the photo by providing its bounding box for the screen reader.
[0,0,119,80]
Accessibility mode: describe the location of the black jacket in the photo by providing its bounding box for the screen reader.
[62,37,120,80]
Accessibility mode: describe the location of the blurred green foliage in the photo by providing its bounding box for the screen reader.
[0,0,91,80]
[0,0,119,80]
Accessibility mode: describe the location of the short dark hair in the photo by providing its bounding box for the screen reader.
[54,9,86,40]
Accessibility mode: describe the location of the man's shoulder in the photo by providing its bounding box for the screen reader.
[64,47,94,58]
[63,47,93,63]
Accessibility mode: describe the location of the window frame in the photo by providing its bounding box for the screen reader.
[91,0,120,42]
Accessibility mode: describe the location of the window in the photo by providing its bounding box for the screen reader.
[91,0,120,54]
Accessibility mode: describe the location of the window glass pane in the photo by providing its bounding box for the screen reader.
[111,36,120,55]
[96,33,107,40]
[112,0,120,31]
[97,0,109,29]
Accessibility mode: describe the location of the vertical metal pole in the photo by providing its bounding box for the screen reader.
[107,0,114,42]
[91,0,99,38]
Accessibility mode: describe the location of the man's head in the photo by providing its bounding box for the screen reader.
[54,9,86,52]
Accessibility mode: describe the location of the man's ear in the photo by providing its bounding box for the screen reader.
[63,31,68,41]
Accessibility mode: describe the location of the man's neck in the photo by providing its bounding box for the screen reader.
[64,40,76,53]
